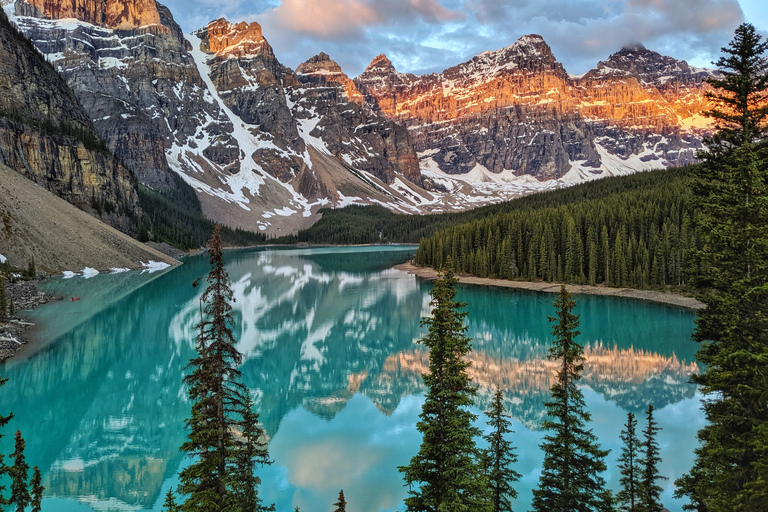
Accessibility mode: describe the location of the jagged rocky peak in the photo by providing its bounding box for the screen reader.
[442,33,568,84]
[586,42,715,86]
[296,52,364,105]
[199,17,270,59]
[16,0,164,30]
[296,51,342,74]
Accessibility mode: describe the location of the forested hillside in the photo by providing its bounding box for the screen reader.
[413,167,695,289]
[293,167,693,249]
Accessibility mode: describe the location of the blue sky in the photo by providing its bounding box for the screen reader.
[162,0,767,77]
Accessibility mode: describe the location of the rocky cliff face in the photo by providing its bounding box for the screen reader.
[10,0,225,191]
[8,3,427,232]
[573,44,715,167]
[0,7,137,232]
[356,36,716,182]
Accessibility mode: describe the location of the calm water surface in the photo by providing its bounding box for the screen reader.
[0,246,701,512]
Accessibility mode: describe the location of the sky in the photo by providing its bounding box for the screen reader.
[162,0,768,77]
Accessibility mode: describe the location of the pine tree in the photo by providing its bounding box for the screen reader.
[398,264,491,511]
[30,466,43,512]
[177,225,271,512]
[639,405,665,512]
[482,388,520,512]
[163,489,178,512]
[532,285,613,512]
[229,394,272,512]
[8,430,30,512]
[0,276,7,323]
[675,23,768,512]
[333,489,347,512]
[616,412,640,512]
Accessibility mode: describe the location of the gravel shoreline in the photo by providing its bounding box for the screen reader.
[395,262,704,310]
[0,279,56,361]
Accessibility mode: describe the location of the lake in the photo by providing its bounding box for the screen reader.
[0,246,701,512]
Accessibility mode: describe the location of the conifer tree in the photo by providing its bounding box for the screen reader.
[333,490,347,512]
[177,225,272,512]
[30,466,43,512]
[639,405,665,512]
[532,285,612,512]
[675,23,768,512]
[0,277,7,323]
[229,394,272,512]
[616,412,640,512]
[482,388,520,512]
[163,489,178,512]
[399,264,491,511]
[8,430,30,512]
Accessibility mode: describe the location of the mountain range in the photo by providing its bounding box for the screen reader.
[1,0,716,237]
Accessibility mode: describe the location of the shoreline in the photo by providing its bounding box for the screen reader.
[0,279,56,361]
[395,262,704,310]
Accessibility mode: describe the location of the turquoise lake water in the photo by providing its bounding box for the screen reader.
[0,246,701,511]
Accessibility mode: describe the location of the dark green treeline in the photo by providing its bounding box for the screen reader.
[415,167,696,289]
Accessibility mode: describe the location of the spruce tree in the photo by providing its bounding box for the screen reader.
[177,225,272,512]
[333,489,347,512]
[639,405,665,512]
[30,466,43,512]
[163,489,178,512]
[8,430,30,512]
[532,285,612,512]
[398,265,491,511]
[0,277,7,323]
[616,412,640,512]
[482,388,520,512]
[229,394,272,512]
[675,23,768,512]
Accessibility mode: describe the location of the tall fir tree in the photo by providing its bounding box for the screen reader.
[532,285,613,512]
[675,23,768,512]
[177,225,272,512]
[482,388,520,512]
[333,489,347,512]
[30,466,43,512]
[8,430,30,512]
[398,264,491,512]
[639,405,665,512]
[163,489,179,512]
[616,412,640,512]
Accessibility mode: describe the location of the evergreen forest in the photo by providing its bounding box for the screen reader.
[413,167,694,288]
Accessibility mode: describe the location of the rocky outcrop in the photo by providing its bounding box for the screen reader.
[17,0,163,30]
[292,52,421,186]
[11,0,228,190]
[0,7,138,231]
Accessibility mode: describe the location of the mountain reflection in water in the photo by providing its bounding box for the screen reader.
[0,246,699,512]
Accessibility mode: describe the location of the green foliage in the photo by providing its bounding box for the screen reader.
[398,265,491,511]
[482,388,520,512]
[8,430,31,512]
[136,172,266,250]
[616,412,640,512]
[639,405,665,512]
[0,277,7,323]
[177,226,272,511]
[532,286,613,512]
[163,489,179,512]
[414,167,693,289]
[333,489,347,512]
[29,466,43,512]
[675,23,768,512]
